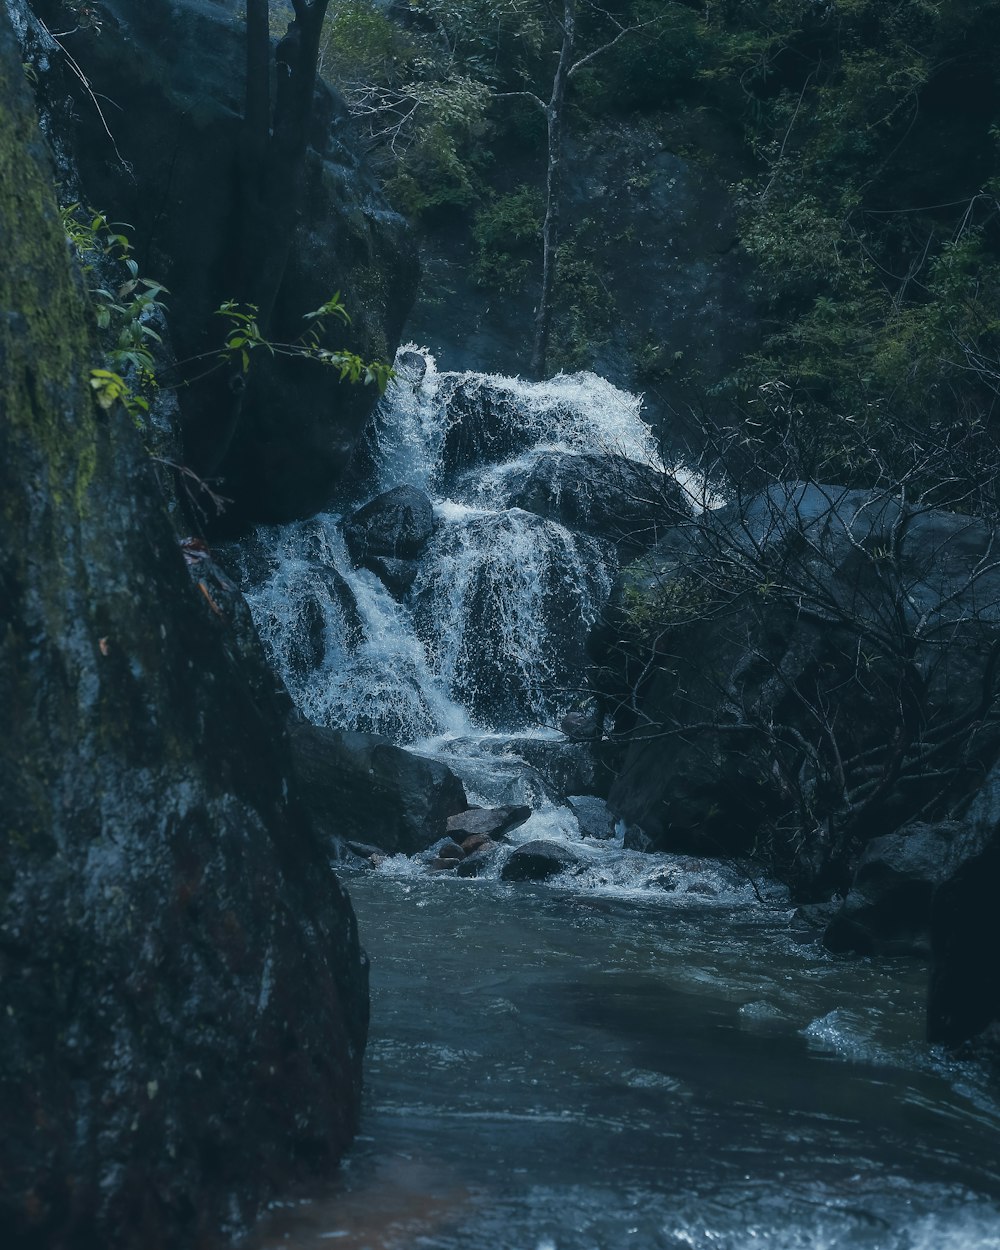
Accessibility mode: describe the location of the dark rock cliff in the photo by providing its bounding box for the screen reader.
[0,11,368,1246]
[22,0,418,530]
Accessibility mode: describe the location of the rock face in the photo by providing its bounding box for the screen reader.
[598,483,1000,892]
[289,722,468,855]
[24,0,418,529]
[0,22,368,1248]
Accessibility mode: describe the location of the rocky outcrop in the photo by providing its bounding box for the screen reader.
[22,0,418,529]
[290,722,468,855]
[0,20,368,1247]
[822,824,957,956]
[598,483,1000,893]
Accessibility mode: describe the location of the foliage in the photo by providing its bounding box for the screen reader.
[696,0,1000,491]
[61,203,166,423]
[63,206,394,428]
[550,226,616,372]
[471,186,543,291]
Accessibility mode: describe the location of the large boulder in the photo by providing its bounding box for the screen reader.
[23,0,418,529]
[501,841,579,882]
[0,31,368,1248]
[289,722,469,855]
[343,485,435,563]
[599,482,1000,892]
[499,450,687,554]
[822,824,958,956]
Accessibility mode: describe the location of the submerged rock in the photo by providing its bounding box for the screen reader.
[501,841,579,882]
[364,554,419,598]
[456,844,503,877]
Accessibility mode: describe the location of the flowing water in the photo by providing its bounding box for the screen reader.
[235,352,1000,1248]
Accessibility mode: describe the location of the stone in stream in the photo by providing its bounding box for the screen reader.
[567,794,615,839]
[344,485,435,562]
[289,722,468,855]
[460,833,495,854]
[447,805,532,840]
[501,841,580,882]
[456,844,502,878]
[419,838,466,864]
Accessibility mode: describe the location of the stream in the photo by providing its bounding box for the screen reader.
[235,353,1000,1249]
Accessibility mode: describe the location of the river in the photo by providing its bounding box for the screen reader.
[247,868,1000,1249]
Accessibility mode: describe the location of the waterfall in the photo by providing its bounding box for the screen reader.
[237,348,671,746]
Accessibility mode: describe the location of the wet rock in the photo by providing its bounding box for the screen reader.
[440,376,540,472]
[823,824,957,957]
[396,350,428,384]
[447,805,532,840]
[460,833,496,854]
[290,722,468,855]
[647,868,680,892]
[567,795,614,839]
[364,554,419,598]
[291,565,365,678]
[501,841,579,882]
[344,485,435,563]
[456,845,503,878]
[419,838,465,863]
[622,824,653,852]
[502,451,687,555]
[929,765,1000,1046]
[561,708,603,741]
[502,737,616,800]
[346,839,388,860]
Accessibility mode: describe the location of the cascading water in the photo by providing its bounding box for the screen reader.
[238,348,663,755]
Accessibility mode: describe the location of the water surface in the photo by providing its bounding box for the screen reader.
[247,871,1000,1250]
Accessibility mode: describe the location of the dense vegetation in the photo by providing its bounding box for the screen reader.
[300,0,1000,492]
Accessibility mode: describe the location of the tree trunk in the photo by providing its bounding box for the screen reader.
[204,0,332,474]
[530,0,575,381]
